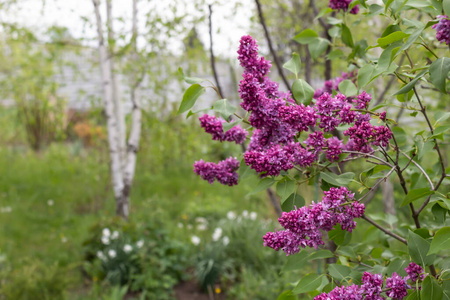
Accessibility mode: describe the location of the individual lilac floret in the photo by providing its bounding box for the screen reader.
[278,104,318,132]
[193,157,240,186]
[432,15,450,45]
[199,114,248,144]
[405,262,426,282]
[244,144,293,177]
[329,0,359,14]
[199,114,223,141]
[361,272,384,300]
[316,284,363,300]
[216,157,240,186]
[325,137,343,162]
[193,160,217,184]
[264,187,363,255]
[354,91,371,109]
[385,272,408,300]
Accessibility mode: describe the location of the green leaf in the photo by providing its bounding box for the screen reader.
[401,188,434,206]
[357,64,377,88]
[326,17,343,25]
[376,31,409,48]
[328,226,352,246]
[309,38,329,59]
[328,264,351,281]
[404,188,435,206]
[320,172,355,186]
[282,250,309,272]
[283,52,302,76]
[309,250,335,260]
[292,79,315,105]
[398,25,425,53]
[178,67,203,84]
[430,125,450,139]
[338,80,357,96]
[341,24,354,48]
[393,69,427,95]
[293,29,319,44]
[223,119,242,131]
[238,159,254,181]
[277,290,297,300]
[429,227,450,255]
[431,203,447,223]
[276,178,296,202]
[282,194,305,212]
[292,274,324,294]
[213,99,236,120]
[444,0,450,15]
[178,84,206,114]
[408,230,435,266]
[249,178,275,195]
[429,57,450,93]
[421,276,443,300]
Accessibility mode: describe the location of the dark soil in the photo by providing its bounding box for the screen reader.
[174,280,226,300]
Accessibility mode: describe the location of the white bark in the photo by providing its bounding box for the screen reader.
[92,0,124,202]
[106,0,127,168]
[93,0,143,220]
[123,0,142,196]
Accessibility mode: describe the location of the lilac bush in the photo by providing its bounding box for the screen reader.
[179,1,449,298]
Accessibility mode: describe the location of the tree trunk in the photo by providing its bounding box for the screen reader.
[119,0,143,219]
[92,0,125,208]
[106,0,127,169]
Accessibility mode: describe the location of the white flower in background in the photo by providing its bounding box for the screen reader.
[197,223,207,231]
[226,211,236,220]
[108,249,116,258]
[47,199,54,206]
[250,212,257,220]
[212,228,223,241]
[195,217,207,224]
[136,240,144,248]
[61,236,68,243]
[191,235,201,245]
[101,236,110,245]
[111,231,119,240]
[223,236,230,246]
[97,251,106,261]
[242,210,249,218]
[177,223,183,228]
[123,244,133,253]
[187,224,193,230]
[0,206,12,213]
[102,228,111,237]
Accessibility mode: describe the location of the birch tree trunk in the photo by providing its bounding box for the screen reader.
[92,0,143,220]
[118,0,143,219]
[92,0,125,205]
[106,0,127,168]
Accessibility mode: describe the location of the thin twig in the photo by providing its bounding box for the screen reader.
[362,215,407,244]
[342,151,394,168]
[400,151,434,189]
[208,5,224,99]
[358,167,396,203]
[254,0,291,93]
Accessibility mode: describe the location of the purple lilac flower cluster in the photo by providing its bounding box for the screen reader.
[329,0,359,14]
[432,15,450,45]
[193,157,239,186]
[194,36,391,186]
[236,36,391,177]
[263,187,364,255]
[315,263,426,300]
[199,114,248,144]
